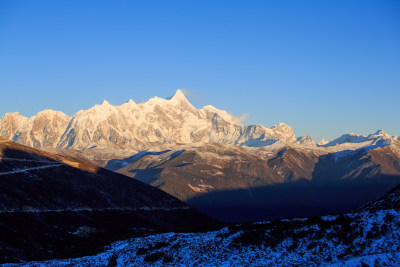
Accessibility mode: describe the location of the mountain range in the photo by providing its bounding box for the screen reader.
[1,90,398,150]
[1,90,400,264]
[1,90,400,223]
[0,90,340,149]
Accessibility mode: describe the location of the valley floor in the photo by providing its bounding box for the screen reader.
[5,209,400,266]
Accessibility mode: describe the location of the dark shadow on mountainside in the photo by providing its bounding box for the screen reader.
[0,142,218,264]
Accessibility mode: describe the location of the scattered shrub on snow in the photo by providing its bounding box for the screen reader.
[152,241,169,250]
[231,230,265,245]
[136,247,148,255]
[306,241,318,250]
[366,223,381,239]
[287,240,298,252]
[162,254,174,264]
[170,243,180,250]
[107,252,118,266]
[383,214,394,223]
[144,251,164,263]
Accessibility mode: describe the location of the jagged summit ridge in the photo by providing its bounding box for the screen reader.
[0,89,396,149]
[0,90,309,149]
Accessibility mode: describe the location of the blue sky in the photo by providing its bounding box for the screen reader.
[0,0,399,141]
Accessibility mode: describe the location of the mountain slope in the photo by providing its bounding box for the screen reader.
[0,138,215,263]
[104,141,400,222]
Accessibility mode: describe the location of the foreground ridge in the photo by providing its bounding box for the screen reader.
[17,184,400,266]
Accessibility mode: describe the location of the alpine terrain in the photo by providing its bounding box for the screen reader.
[1,90,400,223]
[1,90,400,265]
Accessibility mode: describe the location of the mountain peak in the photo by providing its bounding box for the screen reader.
[369,129,393,141]
[272,122,293,133]
[36,109,68,116]
[167,89,188,103]
[101,100,111,106]
[318,139,329,146]
[277,122,288,126]
[3,112,24,118]
[374,129,387,135]
[1,112,28,123]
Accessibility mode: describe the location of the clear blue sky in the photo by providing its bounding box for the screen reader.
[0,0,399,141]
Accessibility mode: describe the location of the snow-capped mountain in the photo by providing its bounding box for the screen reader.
[0,90,304,149]
[1,90,398,150]
[320,129,398,148]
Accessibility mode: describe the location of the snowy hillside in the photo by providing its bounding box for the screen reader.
[12,204,400,266]
[8,175,400,266]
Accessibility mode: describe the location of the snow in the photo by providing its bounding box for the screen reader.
[202,105,241,125]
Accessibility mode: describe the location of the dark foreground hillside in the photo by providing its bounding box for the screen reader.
[0,138,216,263]
[15,184,400,266]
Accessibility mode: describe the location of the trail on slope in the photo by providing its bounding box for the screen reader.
[0,164,65,176]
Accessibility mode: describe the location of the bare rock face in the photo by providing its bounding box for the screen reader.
[0,90,311,149]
